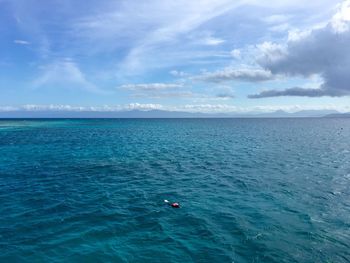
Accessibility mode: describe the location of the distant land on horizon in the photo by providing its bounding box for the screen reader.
[323,112,350,118]
[0,109,348,119]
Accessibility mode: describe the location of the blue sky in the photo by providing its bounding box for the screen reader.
[1,0,350,113]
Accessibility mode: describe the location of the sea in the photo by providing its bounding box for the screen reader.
[0,118,349,263]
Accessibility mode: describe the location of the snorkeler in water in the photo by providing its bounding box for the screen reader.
[164,199,180,208]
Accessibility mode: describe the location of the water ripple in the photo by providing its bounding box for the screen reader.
[0,118,349,262]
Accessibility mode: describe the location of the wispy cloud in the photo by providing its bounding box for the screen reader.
[119,82,236,101]
[169,70,189,77]
[120,82,194,99]
[132,92,195,99]
[262,14,290,24]
[216,93,235,99]
[188,31,226,46]
[14,39,30,45]
[120,83,183,91]
[195,68,273,83]
[201,36,225,46]
[230,49,241,59]
[72,0,245,74]
[33,58,103,93]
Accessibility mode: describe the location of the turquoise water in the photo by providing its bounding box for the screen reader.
[0,118,349,262]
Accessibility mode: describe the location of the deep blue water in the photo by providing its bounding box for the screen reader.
[0,118,349,263]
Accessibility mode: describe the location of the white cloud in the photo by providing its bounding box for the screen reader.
[120,83,183,91]
[125,103,163,110]
[14,39,30,45]
[33,58,101,93]
[120,82,195,99]
[253,2,350,98]
[230,49,241,59]
[269,23,290,32]
[201,36,225,46]
[331,0,350,32]
[169,70,188,77]
[287,29,312,42]
[256,42,286,63]
[263,14,290,24]
[4,0,348,107]
[133,92,195,99]
[75,1,241,45]
[195,67,273,83]
[214,85,235,99]
[73,0,246,73]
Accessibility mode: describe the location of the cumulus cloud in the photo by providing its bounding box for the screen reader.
[251,0,350,98]
[331,0,350,32]
[195,68,273,83]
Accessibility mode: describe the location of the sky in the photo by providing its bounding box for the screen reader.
[0,0,350,113]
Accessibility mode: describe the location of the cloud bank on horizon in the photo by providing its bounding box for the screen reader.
[0,0,349,113]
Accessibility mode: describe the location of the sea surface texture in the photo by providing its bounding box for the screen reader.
[0,118,349,263]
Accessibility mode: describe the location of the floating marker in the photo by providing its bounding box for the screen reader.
[164,199,180,208]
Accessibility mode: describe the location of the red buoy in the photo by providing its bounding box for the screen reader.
[171,202,180,208]
[164,199,180,208]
